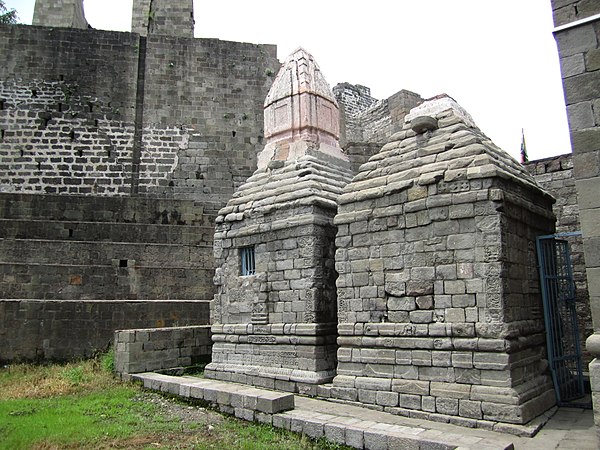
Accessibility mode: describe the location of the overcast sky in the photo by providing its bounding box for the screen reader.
[6,0,570,162]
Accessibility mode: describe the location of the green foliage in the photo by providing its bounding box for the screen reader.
[0,0,18,24]
[61,365,88,385]
[100,347,115,373]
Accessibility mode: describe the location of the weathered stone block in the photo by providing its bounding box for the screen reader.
[436,397,459,415]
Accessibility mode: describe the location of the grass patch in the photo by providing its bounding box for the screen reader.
[0,355,350,449]
[0,386,165,449]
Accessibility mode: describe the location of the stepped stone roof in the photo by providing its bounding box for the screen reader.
[218,49,352,223]
[217,154,353,223]
[337,94,554,209]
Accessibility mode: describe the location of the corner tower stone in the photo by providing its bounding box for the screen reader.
[132,0,194,38]
[205,49,353,393]
[32,0,88,29]
[331,95,557,425]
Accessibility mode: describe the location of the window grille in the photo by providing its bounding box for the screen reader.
[240,246,255,276]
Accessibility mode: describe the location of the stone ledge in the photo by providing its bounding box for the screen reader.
[131,372,294,415]
[132,372,515,449]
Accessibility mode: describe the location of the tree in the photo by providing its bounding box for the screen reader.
[0,0,18,24]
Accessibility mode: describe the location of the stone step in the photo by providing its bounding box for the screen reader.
[0,192,215,226]
[0,263,214,300]
[132,372,514,449]
[0,218,213,245]
[0,238,213,267]
[132,372,295,415]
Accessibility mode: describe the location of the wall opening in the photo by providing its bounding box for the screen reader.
[240,246,255,276]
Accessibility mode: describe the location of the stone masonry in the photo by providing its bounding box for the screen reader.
[550,0,600,438]
[32,0,88,29]
[330,95,557,425]
[333,83,423,173]
[0,0,278,362]
[132,0,194,38]
[206,49,353,392]
[525,154,591,366]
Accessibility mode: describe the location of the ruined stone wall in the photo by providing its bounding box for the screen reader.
[0,25,139,195]
[334,83,422,173]
[138,36,278,206]
[0,300,210,363]
[525,153,592,364]
[114,325,212,377]
[0,24,278,206]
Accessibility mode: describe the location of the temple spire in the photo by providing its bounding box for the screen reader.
[259,48,346,169]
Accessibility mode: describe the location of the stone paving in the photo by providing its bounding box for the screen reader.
[131,372,599,449]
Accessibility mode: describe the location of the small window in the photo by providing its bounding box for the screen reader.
[240,246,255,276]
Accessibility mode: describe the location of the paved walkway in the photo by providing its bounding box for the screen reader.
[133,373,599,449]
[297,396,598,449]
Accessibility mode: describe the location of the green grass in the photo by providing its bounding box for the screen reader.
[0,386,168,449]
[0,354,349,449]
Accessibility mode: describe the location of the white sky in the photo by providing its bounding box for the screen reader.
[6,0,571,162]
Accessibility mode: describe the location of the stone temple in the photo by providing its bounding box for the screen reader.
[206,48,354,389]
[330,96,557,424]
[208,54,558,422]
[3,0,600,437]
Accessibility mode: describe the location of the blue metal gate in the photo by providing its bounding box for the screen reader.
[536,232,586,406]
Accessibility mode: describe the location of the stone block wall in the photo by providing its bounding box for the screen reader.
[132,0,194,38]
[1,300,210,363]
[208,209,341,391]
[0,19,278,362]
[138,36,278,206]
[334,83,423,173]
[32,0,88,29]
[0,24,278,207]
[0,192,214,362]
[525,153,592,365]
[114,325,212,377]
[331,99,557,425]
[550,0,600,436]
[0,192,215,300]
[0,25,139,195]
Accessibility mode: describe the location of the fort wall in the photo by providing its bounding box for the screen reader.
[0,16,278,362]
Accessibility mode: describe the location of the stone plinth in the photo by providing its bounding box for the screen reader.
[331,95,557,424]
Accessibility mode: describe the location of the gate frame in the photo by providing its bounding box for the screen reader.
[536,231,587,407]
